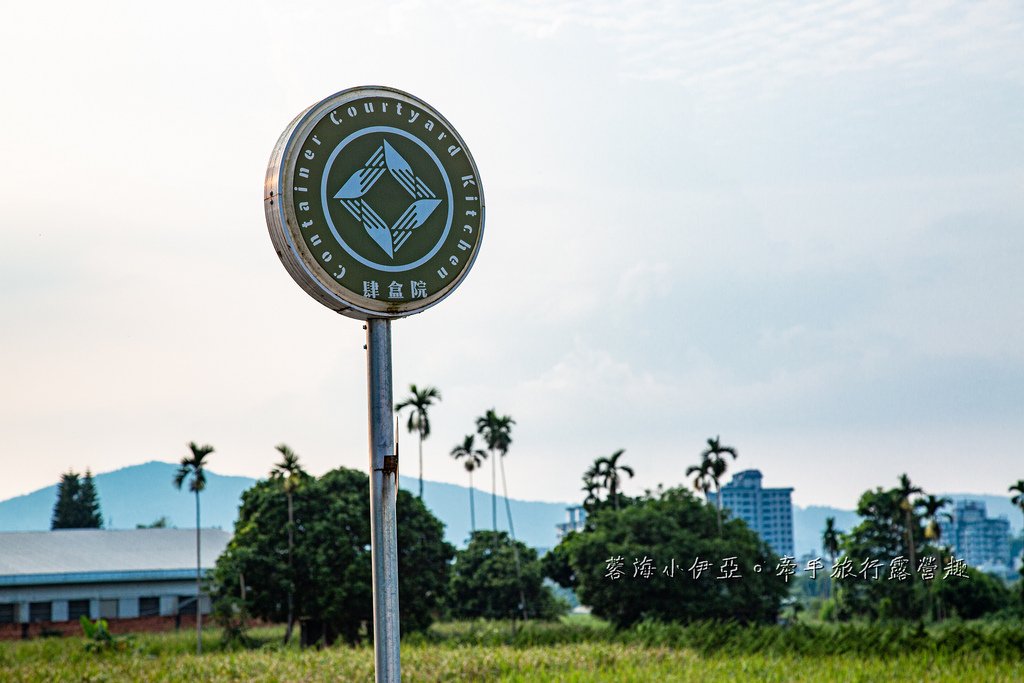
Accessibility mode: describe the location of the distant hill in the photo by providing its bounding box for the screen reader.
[0,462,255,533]
[2,463,1017,557]
[0,462,573,550]
[792,505,861,557]
[406,477,572,551]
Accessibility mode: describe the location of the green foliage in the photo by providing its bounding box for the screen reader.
[475,410,514,455]
[831,478,1014,623]
[449,531,567,621]
[51,470,103,529]
[136,516,170,529]
[3,621,1024,680]
[213,466,454,645]
[396,384,442,499]
[935,568,1012,620]
[211,596,254,650]
[588,450,634,511]
[834,485,929,620]
[79,615,131,652]
[557,487,787,628]
[173,442,213,494]
[541,536,577,589]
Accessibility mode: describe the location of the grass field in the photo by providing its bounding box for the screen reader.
[1,619,1022,682]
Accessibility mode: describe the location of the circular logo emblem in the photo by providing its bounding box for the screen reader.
[265,87,485,319]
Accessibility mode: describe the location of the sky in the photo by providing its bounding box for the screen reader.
[1,0,1022,510]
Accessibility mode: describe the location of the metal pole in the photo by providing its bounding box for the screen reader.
[366,318,400,682]
[195,490,202,655]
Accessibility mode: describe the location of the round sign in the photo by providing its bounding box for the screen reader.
[264,86,485,319]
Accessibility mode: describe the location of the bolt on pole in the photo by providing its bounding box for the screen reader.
[366,318,401,682]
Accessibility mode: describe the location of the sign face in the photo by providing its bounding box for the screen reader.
[265,86,485,319]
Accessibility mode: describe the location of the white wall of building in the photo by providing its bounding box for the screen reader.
[0,579,210,623]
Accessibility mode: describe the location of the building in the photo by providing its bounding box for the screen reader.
[708,469,794,557]
[555,506,587,540]
[939,500,1012,577]
[0,528,230,639]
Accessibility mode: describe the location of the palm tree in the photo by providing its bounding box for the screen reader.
[687,437,737,534]
[450,435,486,532]
[1011,480,1024,529]
[475,409,514,533]
[915,494,952,545]
[475,409,527,619]
[702,436,738,525]
[395,384,442,499]
[593,449,633,510]
[271,444,306,645]
[173,441,213,655]
[896,473,924,575]
[581,464,603,511]
[581,482,602,510]
[914,493,951,621]
[687,453,724,534]
[686,453,715,501]
[1010,481,1024,565]
[822,517,841,599]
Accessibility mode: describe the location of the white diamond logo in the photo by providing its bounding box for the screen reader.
[333,139,442,259]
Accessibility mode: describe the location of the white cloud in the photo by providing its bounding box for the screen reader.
[0,0,1021,508]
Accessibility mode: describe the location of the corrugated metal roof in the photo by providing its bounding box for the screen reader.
[0,529,231,578]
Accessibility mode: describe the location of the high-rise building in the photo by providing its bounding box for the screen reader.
[938,500,1012,576]
[555,506,587,540]
[708,469,794,557]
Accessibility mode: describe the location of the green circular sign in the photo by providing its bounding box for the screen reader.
[265,86,485,319]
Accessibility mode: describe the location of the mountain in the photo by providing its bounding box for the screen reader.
[2,462,1017,556]
[0,462,573,550]
[405,477,571,550]
[792,505,862,558]
[0,462,256,533]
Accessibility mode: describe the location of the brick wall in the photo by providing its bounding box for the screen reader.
[0,614,203,641]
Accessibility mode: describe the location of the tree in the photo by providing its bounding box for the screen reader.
[52,471,80,530]
[554,487,787,628]
[395,384,441,500]
[474,409,527,618]
[1011,481,1024,561]
[51,470,103,529]
[475,409,514,533]
[833,485,930,620]
[914,494,952,621]
[450,434,485,532]
[934,567,1011,619]
[173,441,213,655]
[915,495,951,545]
[79,470,102,528]
[701,436,738,533]
[271,444,308,645]
[685,454,714,503]
[822,517,841,599]
[1011,480,1024,597]
[896,473,924,576]
[449,531,565,621]
[593,449,634,511]
[581,473,602,512]
[213,467,453,646]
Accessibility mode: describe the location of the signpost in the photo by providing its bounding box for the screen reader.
[264,86,484,681]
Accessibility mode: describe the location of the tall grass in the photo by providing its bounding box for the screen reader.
[410,616,1024,660]
[1,620,1022,682]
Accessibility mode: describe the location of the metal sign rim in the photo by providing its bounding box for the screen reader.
[264,85,486,320]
